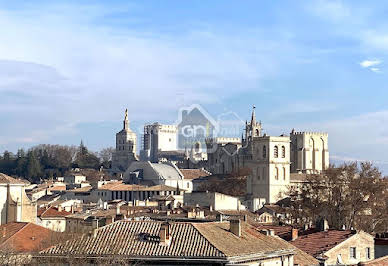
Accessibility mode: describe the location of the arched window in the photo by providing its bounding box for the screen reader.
[274,146,278,158]
[282,146,286,158]
[275,167,279,180]
[263,145,267,158]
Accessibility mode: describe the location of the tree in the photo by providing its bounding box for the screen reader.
[99,147,114,169]
[26,151,42,183]
[286,162,388,234]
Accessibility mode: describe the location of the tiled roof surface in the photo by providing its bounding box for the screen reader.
[255,224,294,240]
[99,181,181,192]
[0,222,60,252]
[68,186,93,193]
[48,185,66,191]
[38,206,71,218]
[0,173,26,184]
[179,169,210,180]
[41,220,294,261]
[291,230,355,257]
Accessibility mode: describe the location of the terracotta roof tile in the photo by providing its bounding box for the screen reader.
[0,173,27,184]
[41,220,294,262]
[38,206,71,218]
[291,230,355,257]
[180,169,210,180]
[0,222,61,253]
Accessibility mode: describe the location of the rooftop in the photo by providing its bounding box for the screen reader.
[41,220,294,263]
[98,181,183,192]
[179,169,210,180]
[0,173,27,185]
[0,222,61,253]
[37,206,71,218]
[291,229,355,257]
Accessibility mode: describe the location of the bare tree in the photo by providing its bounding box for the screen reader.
[287,162,388,234]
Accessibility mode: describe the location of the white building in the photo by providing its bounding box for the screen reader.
[184,191,245,211]
[112,109,138,172]
[0,173,37,225]
[140,123,178,162]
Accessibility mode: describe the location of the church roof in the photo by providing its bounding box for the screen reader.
[150,163,183,180]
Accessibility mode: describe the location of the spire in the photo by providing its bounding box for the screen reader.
[123,108,129,130]
[251,105,256,125]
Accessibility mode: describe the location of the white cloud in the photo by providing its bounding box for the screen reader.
[0,3,290,150]
[360,59,381,68]
[370,67,381,73]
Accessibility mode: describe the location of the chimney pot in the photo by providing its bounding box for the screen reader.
[159,222,171,246]
[291,228,298,240]
[230,219,241,237]
[268,229,275,236]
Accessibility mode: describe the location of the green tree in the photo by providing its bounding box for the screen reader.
[26,151,42,183]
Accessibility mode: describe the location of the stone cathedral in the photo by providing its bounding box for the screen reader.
[206,106,329,210]
[112,109,138,172]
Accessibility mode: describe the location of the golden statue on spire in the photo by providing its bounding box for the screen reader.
[125,108,128,120]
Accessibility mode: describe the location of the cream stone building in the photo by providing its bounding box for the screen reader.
[112,109,138,172]
[0,173,37,225]
[140,123,178,162]
[205,106,329,210]
[290,130,329,174]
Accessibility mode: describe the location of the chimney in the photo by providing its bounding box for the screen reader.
[230,219,241,237]
[323,220,329,231]
[116,205,120,215]
[291,228,298,241]
[159,222,171,246]
[58,205,63,212]
[268,229,275,236]
[2,227,6,238]
[216,214,223,222]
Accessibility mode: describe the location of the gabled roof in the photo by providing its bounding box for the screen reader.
[0,222,60,253]
[37,206,71,218]
[41,220,294,263]
[359,254,388,265]
[291,230,355,257]
[179,169,210,180]
[0,173,26,185]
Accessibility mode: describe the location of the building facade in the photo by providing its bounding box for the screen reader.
[205,106,329,209]
[140,123,178,162]
[112,109,138,172]
[290,130,329,174]
[0,173,37,225]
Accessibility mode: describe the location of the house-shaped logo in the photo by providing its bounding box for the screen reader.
[176,104,218,151]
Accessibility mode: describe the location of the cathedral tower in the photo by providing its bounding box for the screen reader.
[112,109,138,172]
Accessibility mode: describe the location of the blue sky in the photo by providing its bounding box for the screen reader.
[1,1,388,172]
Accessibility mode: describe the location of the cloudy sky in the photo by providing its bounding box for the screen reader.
[1,0,388,172]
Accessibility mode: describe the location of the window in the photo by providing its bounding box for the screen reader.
[274,146,278,158]
[350,247,356,259]
[366,247,371,259]
[257,167,260,180]
[283,167,287,180]
[263,145,267,158]
[282,146,286,158]
[275,167,279,180]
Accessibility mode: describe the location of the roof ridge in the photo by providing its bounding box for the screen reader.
[192,223,226,257]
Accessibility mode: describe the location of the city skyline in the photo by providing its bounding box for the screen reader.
[1,1,388,172]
